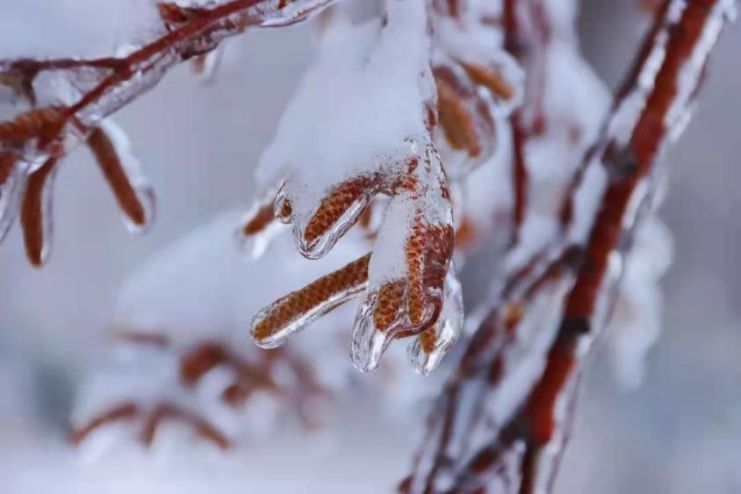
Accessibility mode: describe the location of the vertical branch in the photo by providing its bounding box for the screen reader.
[402,0,735,492]
[507,0,732,490]
[522,0,734,456]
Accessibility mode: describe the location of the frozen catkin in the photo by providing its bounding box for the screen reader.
[1,0,736,491]
[401,1,737,492]
[244,0,522,373]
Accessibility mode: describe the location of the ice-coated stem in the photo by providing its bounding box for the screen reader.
[401,0,736,491]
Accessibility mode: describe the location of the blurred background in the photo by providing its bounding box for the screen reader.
[0,1,739,492]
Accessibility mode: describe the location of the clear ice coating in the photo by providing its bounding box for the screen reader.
[253,0,435,260]
[408,266,464,375]
[240,0,465,374]
[246,138,462,374]
[429,1,525,177]
[349,262,462,374]
[287,178,374,260]
[0,159,24,243]
[350,288,396,373]
[250,266,368,349]
[255,0,337,27]
[345,142,455,372]
[94,120,156,234]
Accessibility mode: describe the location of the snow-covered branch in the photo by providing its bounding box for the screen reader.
[1,0,736,491]
[401,1,736,492]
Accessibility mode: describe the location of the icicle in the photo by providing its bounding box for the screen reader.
[408,265,463,375]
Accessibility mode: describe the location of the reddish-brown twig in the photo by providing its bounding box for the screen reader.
[401,1,735,491]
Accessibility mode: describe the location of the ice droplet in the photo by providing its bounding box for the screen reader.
[408,266,463,375]
[350,290,396,373]
[273,186,293,224]
[122,184,156,235]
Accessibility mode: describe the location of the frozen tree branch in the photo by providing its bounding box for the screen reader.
[1,0,736,490]
[401,1,736,492]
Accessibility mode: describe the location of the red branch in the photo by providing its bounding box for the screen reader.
[402,0,734,492]
[525,0,730,449]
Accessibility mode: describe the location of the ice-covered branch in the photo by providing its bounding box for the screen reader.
[242,0,521,374]
[70,212,442,454]
[0,0,335,263]
[401,0,736,492]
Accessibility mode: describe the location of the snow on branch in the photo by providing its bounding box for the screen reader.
[400,0,736,492]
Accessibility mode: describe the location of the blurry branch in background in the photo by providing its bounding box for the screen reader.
[400,0,737,492]
[69,335,328,450]
[0,0,335,264]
